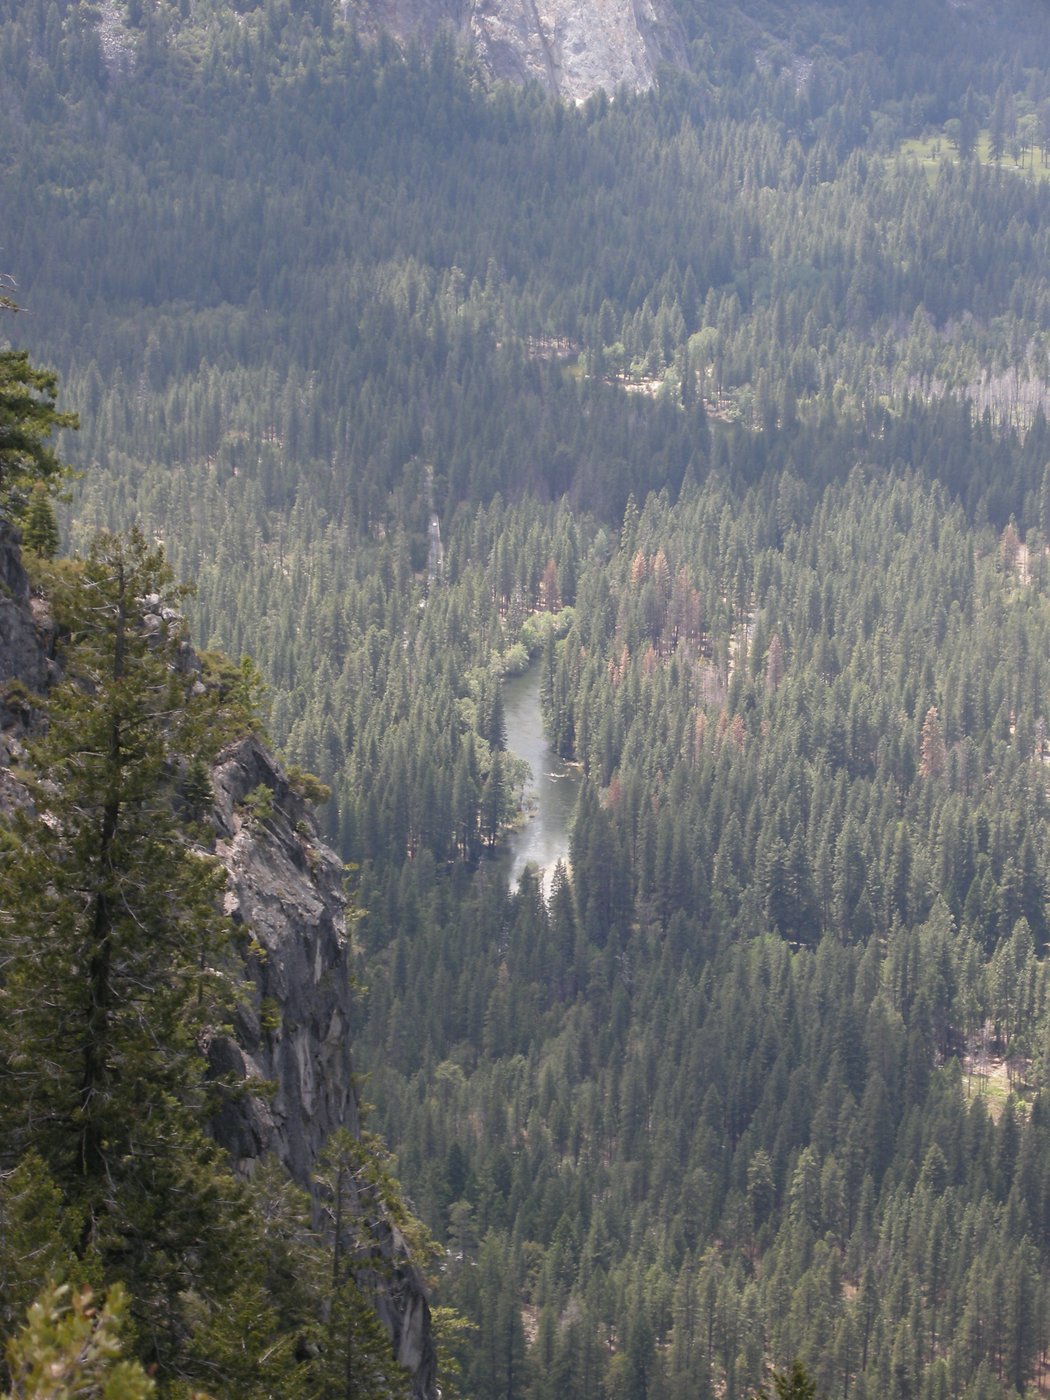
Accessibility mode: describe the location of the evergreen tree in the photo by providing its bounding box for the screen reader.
[313,1129,421,1400]
[755,1360,820,1400]
[20,480,60,558]
[0,529,245,1378]
[2,1282,155,1400]
[0,349,77,509]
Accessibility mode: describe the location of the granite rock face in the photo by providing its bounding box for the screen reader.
[350,0,686,99]
[91,0,683,102]
[476,0,685,100]
[208,737,437,1399]
[209,735,358,1183]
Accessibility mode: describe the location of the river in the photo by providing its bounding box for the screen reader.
[500,663,581,896]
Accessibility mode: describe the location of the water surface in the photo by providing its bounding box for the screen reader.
[500,664,581,896]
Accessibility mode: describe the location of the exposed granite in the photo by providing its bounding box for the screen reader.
[208,736,436,1399]
[209,735,358,1183]
[349,0,686,99]
[91,0,682,102]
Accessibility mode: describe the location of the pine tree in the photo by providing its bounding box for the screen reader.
[0,529,245,1376]
[753,1359,820,1400]
[0,350,77,509]
[313,1129,421,1400]
[20,481,60,558]
[0,1154,82,1349]
[765,632,786,693]
[2,1282,156,1400]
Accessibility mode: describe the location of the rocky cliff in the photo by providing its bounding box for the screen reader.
[0,522,435,1400]
[94,0,684,104]
[350,0,686,99]
[207,736,359,1184]
[208,736,436,1398]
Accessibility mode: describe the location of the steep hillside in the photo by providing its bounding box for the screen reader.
[0,520,436,1399]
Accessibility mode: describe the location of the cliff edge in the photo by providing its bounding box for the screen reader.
[0,523,436,1400]
[208,735,436,1398]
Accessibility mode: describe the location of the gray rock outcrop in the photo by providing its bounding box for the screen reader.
[350,0,686,100]
[208,736,436,1399]
[93,0,683,107]
[209,736,358,1183]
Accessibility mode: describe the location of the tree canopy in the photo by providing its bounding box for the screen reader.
[0,348,76,511]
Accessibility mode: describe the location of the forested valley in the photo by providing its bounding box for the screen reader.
[8,0,1050,1394]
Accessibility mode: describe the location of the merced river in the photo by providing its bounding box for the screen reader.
[500,663,581,896]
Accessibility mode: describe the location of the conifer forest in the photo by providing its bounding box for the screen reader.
[9,0,1050,1395]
